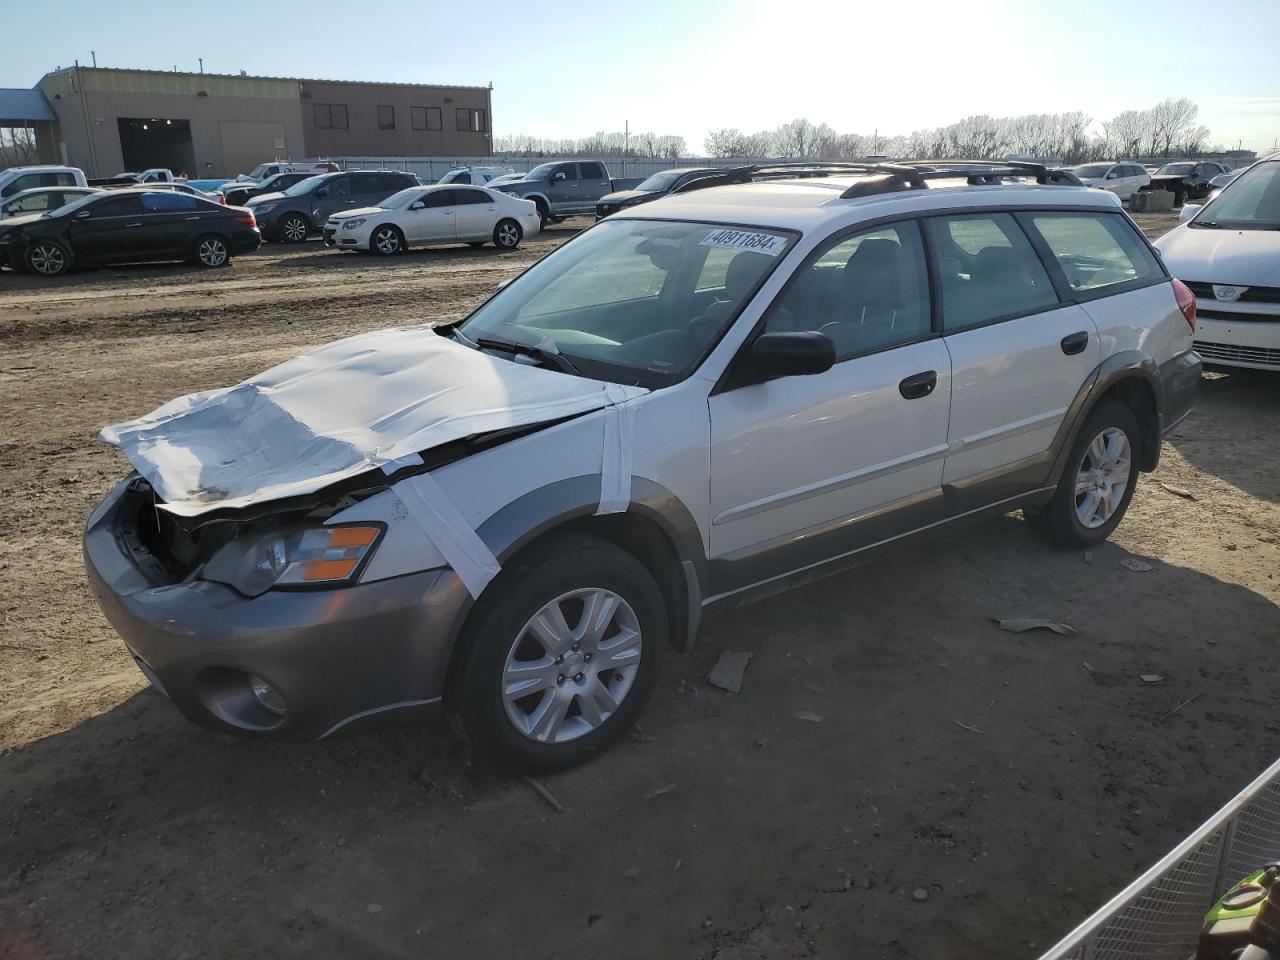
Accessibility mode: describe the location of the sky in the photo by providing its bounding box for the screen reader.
[5,0,1279,155]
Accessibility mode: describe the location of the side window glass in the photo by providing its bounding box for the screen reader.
[456,189,489,205]
[330,177,352,199]
[90,196,142,218]
[424,190,455,208]
[4,174,40,197]
[141,192,198,212]
[580,162,604,180]
[557,164,578,181]
[763,221,932,359]
[926,213,1057,332]
[1026,212,1162,293]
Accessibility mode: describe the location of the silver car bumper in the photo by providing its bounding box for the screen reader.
[83,477,471,740]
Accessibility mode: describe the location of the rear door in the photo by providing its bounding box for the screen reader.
[708,220,952,567]
[452,187,497,240]
[577,162,610,206]
[925,211,1100,492]
[139,191,207,256]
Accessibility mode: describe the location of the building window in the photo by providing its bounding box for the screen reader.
[313,103,348,130]
[455,107,486,133]
[411,106,443,131]
[378,105,395,131]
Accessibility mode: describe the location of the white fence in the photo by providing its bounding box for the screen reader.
[1040,755,1280,960]
[314,155,861,182]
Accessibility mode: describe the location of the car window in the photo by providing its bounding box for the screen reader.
[10,192,56,213]
[1026,212,1162,293]
[556,164,579,181]
[1196,161,1280,230]
[325,176,352,199]
[424,189,455,208]
[579,162,605,180]
[2,173,41,197]
[926,213,1057,331]
[89,195,144,217]
[762,221,932,359]
[141,192,198,212]
[453,189,491,205]
[458,218,795,387]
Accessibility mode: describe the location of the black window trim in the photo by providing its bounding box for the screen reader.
[377,104,395,131]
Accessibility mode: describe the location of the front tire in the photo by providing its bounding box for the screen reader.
[278,214,309,244]
[493,218,522,250]
[26,240,72,277]
[370,224,405,256]
[453,534,666,772]
[193,234,230,268]
[1025,400,1141,548]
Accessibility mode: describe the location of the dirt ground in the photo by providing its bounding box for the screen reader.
[1,211,1278,960]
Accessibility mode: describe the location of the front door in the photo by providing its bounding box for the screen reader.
[576,162,610,210]
[311,174,354,223]
[922,211,1100,489]
[68,193,152,264]
[546,163,580,212]
[403,188,456,244]
[708,221,952,576]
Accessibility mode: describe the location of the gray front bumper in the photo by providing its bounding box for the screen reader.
[83,478,472,740]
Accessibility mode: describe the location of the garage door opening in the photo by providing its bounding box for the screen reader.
[117,117,195,177]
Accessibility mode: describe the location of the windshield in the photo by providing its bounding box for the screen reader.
[381,187,425,209]
[1194,162,1280,230]
[635,171,686,192]
[438,170,464,184]
[1157,163,1194,176]
[456,218,796,387]
[282,175,324,197]
[1072,164,1113,179]
[247,164,271,180]
[44,192,99,217]
[525,163,557,180]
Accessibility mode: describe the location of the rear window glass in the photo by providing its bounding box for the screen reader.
[141,192,198,211]
[1027,213,1162,293]
[926,213,1058,331]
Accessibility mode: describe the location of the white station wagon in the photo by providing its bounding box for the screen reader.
[86,161,1201,770]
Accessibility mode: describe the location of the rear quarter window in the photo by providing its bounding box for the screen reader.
[1024,212,1162,294]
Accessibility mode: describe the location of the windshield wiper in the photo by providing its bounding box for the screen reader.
[472,336,582,376]
[1191,220,1221,229]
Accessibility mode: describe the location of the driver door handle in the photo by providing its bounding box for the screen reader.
[899,370,938,400]
[1060,330,1090,355]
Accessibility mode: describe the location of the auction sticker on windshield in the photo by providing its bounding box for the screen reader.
[699,228,788,256]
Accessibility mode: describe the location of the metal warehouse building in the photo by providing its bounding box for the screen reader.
[26,66,492,178]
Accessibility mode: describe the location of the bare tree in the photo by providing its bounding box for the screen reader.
[774,118,815,158]
[0,126,40,167]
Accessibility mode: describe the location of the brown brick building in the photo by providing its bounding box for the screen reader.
[31,67,491,179]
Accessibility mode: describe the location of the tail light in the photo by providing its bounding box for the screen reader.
[220,195,226,205]
[1171,278,1197,333]
[234,214,257,229]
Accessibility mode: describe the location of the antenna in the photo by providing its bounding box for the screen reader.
[90,50,96,67]
[199,58,204,74]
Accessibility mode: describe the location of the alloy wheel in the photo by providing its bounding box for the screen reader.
[496,221,520,248]
[374,228,401,254]
[1074,427,1132,529]
[198,238,228,266]
[501,588,643,744]
[29,243,66,275]
[282,217,307,242]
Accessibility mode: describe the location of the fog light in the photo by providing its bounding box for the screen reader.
[248,675,286,715]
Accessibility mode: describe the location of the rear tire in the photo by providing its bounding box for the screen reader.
[533,199,550,229]
[193,234,230,268]
[25,240,72,277]
[452,534,666,772]
[493,218,522,250]
[278,214,309,244]
[370,224,405,256]
[1024,400,1141,548]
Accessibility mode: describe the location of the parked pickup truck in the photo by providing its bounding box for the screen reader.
[89,168,176,188]
[495,161,642,224]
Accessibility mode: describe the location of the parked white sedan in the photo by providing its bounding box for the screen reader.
[323,185,540,254]
[1068,162,1151,200]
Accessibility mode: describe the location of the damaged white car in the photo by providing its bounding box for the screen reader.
[86,161,1200,770]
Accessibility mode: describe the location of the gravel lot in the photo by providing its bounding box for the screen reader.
[2,211,1278,960]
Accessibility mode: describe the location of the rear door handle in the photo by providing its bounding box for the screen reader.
[124,222,142,228]
[1060,331,1090,355]
[899,370,938,400]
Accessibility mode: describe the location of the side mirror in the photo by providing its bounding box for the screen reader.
[750,332,835,381]
[75,209,92,219]
[316,187,329,198]
[552,172,566,182]
[409,200,426,210]
[495,278,514,292]
[1179,203,1202,223]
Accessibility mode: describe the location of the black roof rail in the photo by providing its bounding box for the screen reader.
[668,158,1079,199]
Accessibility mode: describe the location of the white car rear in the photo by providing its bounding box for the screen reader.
[322,185,540,254]
[1070,162,1151,199]
[1155,155,1280,370]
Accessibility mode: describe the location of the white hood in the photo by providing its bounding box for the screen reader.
[1156,225,1280,287]
[101,327,646,517]
[327,206,383,221]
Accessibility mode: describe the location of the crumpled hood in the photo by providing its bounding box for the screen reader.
[1156,225,1280,287]
[101,326,647,517]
